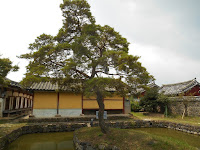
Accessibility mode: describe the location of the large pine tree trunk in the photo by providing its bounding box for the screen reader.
[96,90,109,134]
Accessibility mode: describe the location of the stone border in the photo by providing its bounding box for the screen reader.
[1,120,200,150]
[19,114,131,123]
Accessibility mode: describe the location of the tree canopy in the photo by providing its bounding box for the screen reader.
[139,88,169,113]
[0,55,19,85]
[20,0,153,133]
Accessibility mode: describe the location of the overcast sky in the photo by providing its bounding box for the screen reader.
[1,0,200,86]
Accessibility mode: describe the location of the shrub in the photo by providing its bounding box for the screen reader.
[139,88,169,113]
[131,101,142,112]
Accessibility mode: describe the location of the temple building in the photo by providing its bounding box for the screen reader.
[0,79,33,117]
[29,81,126,118]
[159,78,200,96]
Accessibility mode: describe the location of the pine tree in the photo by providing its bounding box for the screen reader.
[20,0,153,134]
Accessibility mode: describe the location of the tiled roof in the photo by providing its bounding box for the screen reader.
[29,81,116,92]
[29,81,58,91]
[159,78,200,95]
[29,81,81,91]
[3,78,22,88]
[9,80,22,88]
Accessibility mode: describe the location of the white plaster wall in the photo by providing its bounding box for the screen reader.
[59,109,82,117]
[33,109,57,118]
[33,109,82,117]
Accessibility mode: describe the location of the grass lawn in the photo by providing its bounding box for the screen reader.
[75,127,196,150]
[132,112,200,126]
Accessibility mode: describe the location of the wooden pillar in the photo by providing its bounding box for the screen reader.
[15,97,19,109]
[11,91,14,110]
[28,99,30,108]
[9,97,14,110]
[24,98,27,108]
[25,99,26,108]
[0,98,3,118]
[17,91,20,109]
[123,97,125,114]
[81,94,83,114]
[57,92,60,115]
[9,97,11,110]
[20,97,24,109]
[30,99,32,108]
[18,97,20,109]
[32,95,34,114]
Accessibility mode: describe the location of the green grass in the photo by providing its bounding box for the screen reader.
[131,112,200,126]
[75,127,196,150]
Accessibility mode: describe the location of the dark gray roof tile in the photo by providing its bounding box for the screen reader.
[159,78,199,95]
[29,81,82,91]
[30,81,57,91]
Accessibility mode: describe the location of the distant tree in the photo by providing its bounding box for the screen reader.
[20,0,153,134]
[0,55,19,85]
[140,88,159,112]
[140,88,169,114]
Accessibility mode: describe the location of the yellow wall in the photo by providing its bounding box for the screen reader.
[83,100,98,109]
[104,96,122,100]
[33,92,123,110]
[83,96,123,109]
[34,92,57,109]
[105,100,123,109]
[105,96,123,109]
[83,96,96,100]
[59,93,82,109]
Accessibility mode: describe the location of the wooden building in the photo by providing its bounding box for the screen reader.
[159,78,200,96]
[29,82,125,118]
[0,79,33,117]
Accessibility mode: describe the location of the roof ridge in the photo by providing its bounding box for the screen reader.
[162,79,196,87]
[159,78,199,95]
[181,79,199,92]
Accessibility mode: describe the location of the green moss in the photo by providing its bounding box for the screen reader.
[130,121,136,127]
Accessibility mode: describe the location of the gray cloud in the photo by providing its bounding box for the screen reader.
[1,0,200,86]
[88,0,200,85]
[89,0,200,56]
